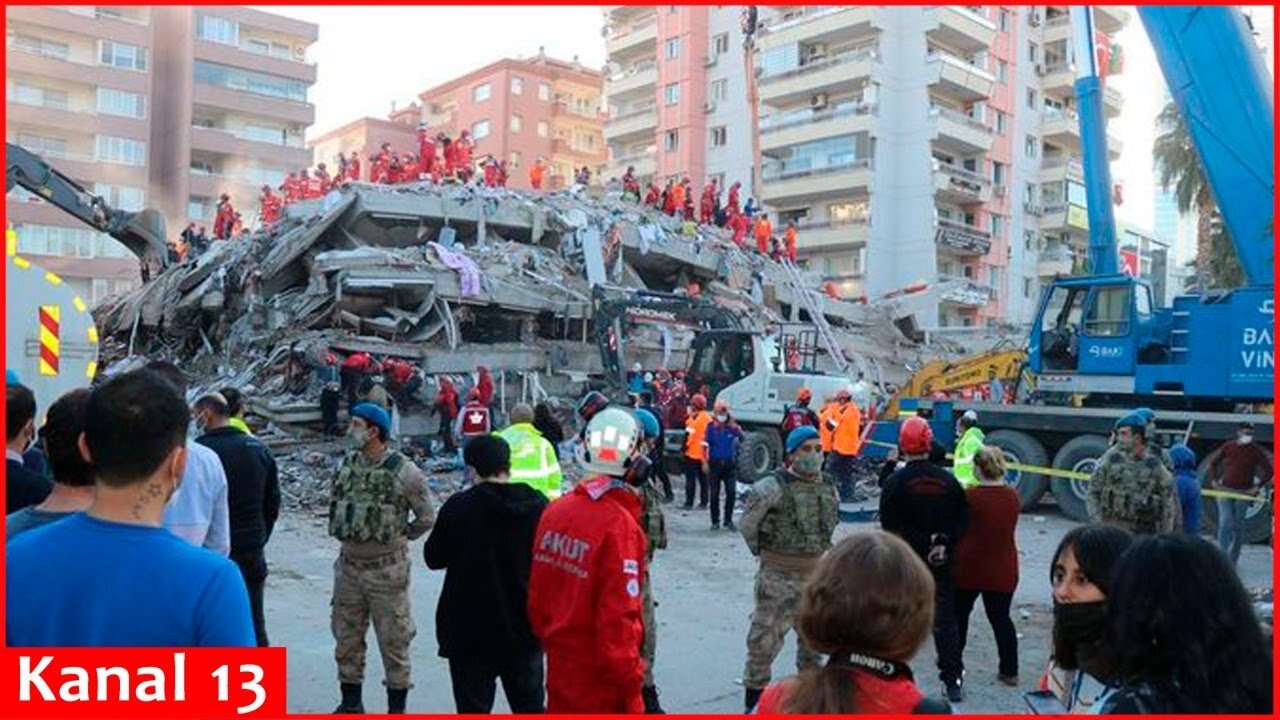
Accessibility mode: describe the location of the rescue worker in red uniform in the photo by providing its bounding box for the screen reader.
[483,156,500,187]
[643,183,660,208]
[281,172,301,203]
[681,179,695,221]
[339,351,379,408]
[456,389,491,442]
[213,193,236,240]
[432,377,460,453]
[781,387,820,437]
[346,152,361,183]
[372,144,392,184]
[259,185,283,227]
[700,180,717,225]
[454,130,474,182]
[528,406,649,714]
[622,166,641,202]
[727,181,742,217]
[475,365,495,408]
[417,124,436,178]
[315,163,332,195]
[400,154,420,183]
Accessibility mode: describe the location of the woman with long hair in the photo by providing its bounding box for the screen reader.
[754,530,949,714]
[1099,534,1272,714]
[1039,524,1134,713]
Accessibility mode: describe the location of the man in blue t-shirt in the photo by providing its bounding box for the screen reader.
[5,369,255,647]
[704,400,745,531]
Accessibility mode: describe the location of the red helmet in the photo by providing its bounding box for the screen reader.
[898,416,934,455]
[691,394,707,410]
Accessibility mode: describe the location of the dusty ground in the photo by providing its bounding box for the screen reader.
[266,494,1273,714]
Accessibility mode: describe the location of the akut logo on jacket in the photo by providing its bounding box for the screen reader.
[535,531,592,578]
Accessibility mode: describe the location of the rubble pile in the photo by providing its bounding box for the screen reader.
[92,180,970,437]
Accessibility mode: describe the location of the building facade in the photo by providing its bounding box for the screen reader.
[308,116,417,172]
[386,53,606,190]
[5,5,318,301]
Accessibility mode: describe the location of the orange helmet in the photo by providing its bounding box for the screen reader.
[898,416,934,455]
[797,387,812,403]
[691,394,707,410]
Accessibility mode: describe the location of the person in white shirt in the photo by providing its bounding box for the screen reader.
[144,361,231,556]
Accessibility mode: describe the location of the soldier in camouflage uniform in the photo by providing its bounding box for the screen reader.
[330,403,436,714]
[634,408,668,714]
[737,426,839,713]
[1087,411,1180,534]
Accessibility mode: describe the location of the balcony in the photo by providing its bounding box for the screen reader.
[1041,108,1080,148]
[7,6,151,46]
[1039,155,1083,184]
[760,102,876,152]
[553,101,607,122]
[1103,86,1124,118]
[605,19,657,58]
[929,104,994,154]
[925,6,997,53]
[759,159,873,204]
[933,162,992,205]
[792,219,869,252]
[192,84,315,125]
[1038,255,1075,278]
[939,276,995,307]
[926,51,995,102]
[194,40,317,85]
[1038,61,1074,96]
[1040,202,1090,235]
[935,218,992,257]
[604,105,657,143]
[757,7,879,51]
[6,98,147,138]
[1094,5,1129,35]
[605,62,657,99]
[1043,12,1072,43]
[190,125,310,165]
[6,42,152,94]
[758,47,877,106]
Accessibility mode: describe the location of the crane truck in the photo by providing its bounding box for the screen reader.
[873,6,1275,542]
[5,143,168,411]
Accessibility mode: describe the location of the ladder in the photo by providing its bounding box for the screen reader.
[780,258,852,377]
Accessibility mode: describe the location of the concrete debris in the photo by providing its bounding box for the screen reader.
[92,180,994,437]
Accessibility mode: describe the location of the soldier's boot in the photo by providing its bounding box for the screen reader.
[333,683,364,714]
[387,688,408,714]
[642,685,665,714]
[744,687,763,713]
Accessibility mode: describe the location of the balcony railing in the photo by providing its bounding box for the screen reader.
[928,104,993,133]
[758,6,846,36]
[607,18,656,40]
[935,218,993,255]
[609,102,656,123]
[926,49,996,83]
[61,6,150,26]
[758,46,878,84]
[1045,14,1071,28]
[761,101,877,134]
[762,157,873,183]
[192,124,306,149]
[607,59,657,83]
[795,216,870,231]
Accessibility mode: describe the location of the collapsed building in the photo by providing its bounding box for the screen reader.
[94,180,1001,439]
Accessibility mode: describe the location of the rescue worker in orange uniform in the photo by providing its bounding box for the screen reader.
[281,172,301,203]
[682,394,713,509]
[754,213,774,255]
[622,166,641,201]
[661,180,677,215]
[529,156,546,190]
[824,387,863,501]
[258,185,283,227]
[783,222,798,263]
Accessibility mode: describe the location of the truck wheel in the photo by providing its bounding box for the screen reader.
[736,429,782,485]
[984,430,1050,511]
[1199,448,1273,545]
[1050,435,1110,522]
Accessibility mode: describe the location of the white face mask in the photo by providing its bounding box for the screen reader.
[1239,434,1254,445]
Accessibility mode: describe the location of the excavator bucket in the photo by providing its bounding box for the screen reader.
[113,208,169,267]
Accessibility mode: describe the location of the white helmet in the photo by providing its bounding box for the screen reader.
[583,406,642,478]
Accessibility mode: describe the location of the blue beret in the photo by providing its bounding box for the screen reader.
[634,408,660,439]
[1114,411,1146,430]
[786,426,820,455]
[1133,407,1156,423]
[5,369,19,385]
[351,402,391,437]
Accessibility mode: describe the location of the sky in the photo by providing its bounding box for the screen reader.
[262,5,1274,263]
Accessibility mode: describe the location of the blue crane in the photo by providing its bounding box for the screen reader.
[1027,6,1273,410]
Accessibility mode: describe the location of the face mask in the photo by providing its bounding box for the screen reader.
[1051,600,1108,669]
[715,414,728,423]
[1240,434,1254,445]
[792,451,823,476]
[346,428,368,451]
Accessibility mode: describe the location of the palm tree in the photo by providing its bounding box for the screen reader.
[1151,101,1243,288]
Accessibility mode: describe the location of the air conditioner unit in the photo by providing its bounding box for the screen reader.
[1034,63,1046,76]
[293,46,306,60]
[1029,11,1042,27]
[810,92,829,110]
[1024,202,1043,216]
[805,43,827,61]
[704,53,718,67]
[704,101,717,114]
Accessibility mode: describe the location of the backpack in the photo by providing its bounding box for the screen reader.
[782,404,814,435]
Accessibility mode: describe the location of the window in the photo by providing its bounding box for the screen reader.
[992,161,1005,186]
[1024,182,1037,204]
[94,135,146,165]
[710,126,727,148]
[241,124,285,145]
[93,183,145,211]
[96,88,145,118]
[473,83,492,102]
[1024,229,1036,250]
[537,121,549,138]
[245,38,294,59]
[665,38,681,59]
[1084,285,1132,336]
[99,41,147,71]
[713,33,730,55]
[196,15,239,46]
[1067,180,1088,206]
[472,120,491,139]
[990,215,1003,237]
[511,76,524,95]
[1028,41,1038,63]
[711,79,728,101]
[11,83,68,110]
[509,114,523,133]
[664,82,680,105]
[193,61,307,102]
[1024,278,1035,298]
[1024,134,1038,158]
[994,111,1007,135]
[1026,88,1038,110]
[188,197,213,220]
[11,35,70,60]
[13,224,133,260]
[997,59,1008,83]
[829,201,870,225]
[999,9,1011,31]
[664,129,679,152]
[538,82,550,101]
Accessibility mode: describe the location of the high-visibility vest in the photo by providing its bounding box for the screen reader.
[831,403,863,456]
[818,403,837,453]
[685,411,712,460]
[499,423,563,499]
[953,427,985,488]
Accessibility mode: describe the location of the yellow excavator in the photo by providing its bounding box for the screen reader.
[882,343,1028,420]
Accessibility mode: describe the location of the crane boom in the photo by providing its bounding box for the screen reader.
[6,143,169,268]
[1070,6,1120,276]
[1137,7,1274,286]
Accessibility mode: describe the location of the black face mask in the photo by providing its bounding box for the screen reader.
[1052,600,1112,676]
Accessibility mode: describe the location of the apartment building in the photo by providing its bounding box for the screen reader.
[388,53,606,190]
[308,116,417,171]
[601,5,777,193]
[5,6,317,302]
[6,6,157,301]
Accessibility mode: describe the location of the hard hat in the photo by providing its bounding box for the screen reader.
[691,394,707,410]
[786,426,820,455]
[835,388,852,400]
[899,416,934,455]
[632,362,643,373]
[797,387,812,403]
[466,388,481,403]
[634,408,660,440]
[643,372,654,383]
[583,406,642,478]
[961,410,978,423]
[351,403,391,438]
[577,390,610,422]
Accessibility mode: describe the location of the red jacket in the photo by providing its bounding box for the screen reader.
[346,157,361,182]
[341,352,375,373]
[757,667,932,714]
[213,201,236,239]
[528,476,646,713]
[458,402,490,437]
[483,163,499,187]
[259,192,282,226]
[475,369,494,407]
[417,131,436,173]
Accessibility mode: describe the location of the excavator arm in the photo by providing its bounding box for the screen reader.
[6,143,169,268]
[591,284,744,388]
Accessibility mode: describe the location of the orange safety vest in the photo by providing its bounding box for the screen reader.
[817,403,837,453]
[830,403,863,456]
[684,410,713,461]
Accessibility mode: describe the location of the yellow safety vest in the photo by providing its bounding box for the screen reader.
[499,423,563,499]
